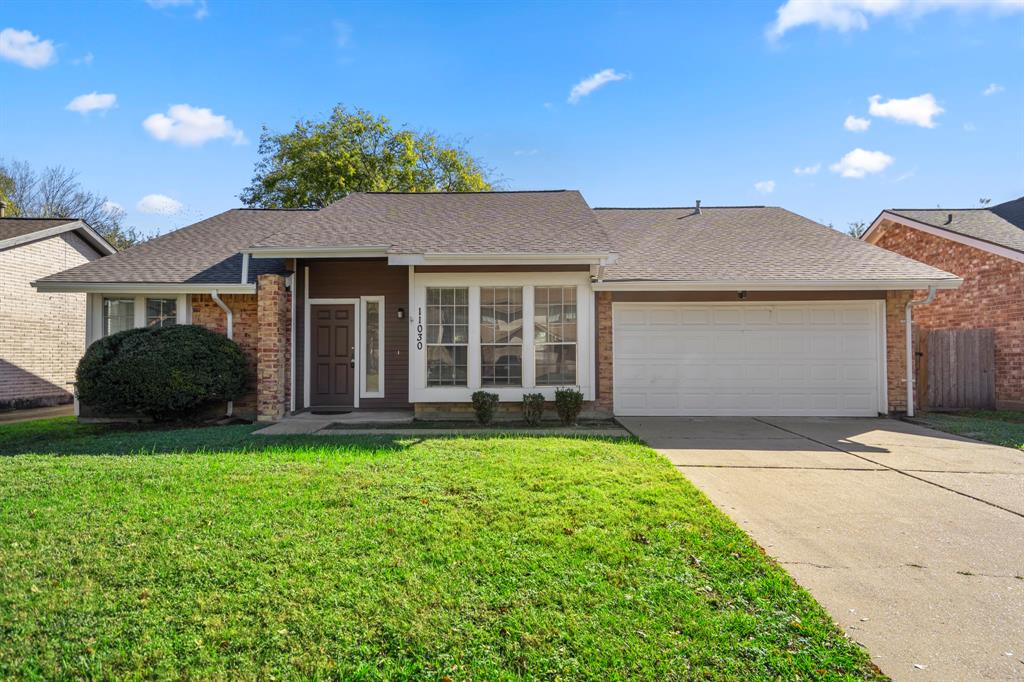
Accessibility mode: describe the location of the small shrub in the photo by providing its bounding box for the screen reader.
[522,393,545,426]
[471,391,500,425]
[76,325,248,421]
[554,387,584,426]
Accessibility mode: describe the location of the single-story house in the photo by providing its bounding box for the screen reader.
[1,210,116,410]
[33,191,961,421]
[864,196,1024,410]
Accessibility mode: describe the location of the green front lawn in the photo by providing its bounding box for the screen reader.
[0,418,879,680]
[916,410,1024,449]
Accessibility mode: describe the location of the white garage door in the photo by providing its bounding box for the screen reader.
[613,302,885,416]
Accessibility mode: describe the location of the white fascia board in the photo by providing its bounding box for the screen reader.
[0,220,117,255]
[389,252,614,266]
[591,278,963,292]
[32,281,257,294]
[864,210,1024,264]
[246,246,390,259]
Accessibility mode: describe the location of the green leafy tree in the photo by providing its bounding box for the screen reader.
[0,159,143,250]
[240,105,493,208]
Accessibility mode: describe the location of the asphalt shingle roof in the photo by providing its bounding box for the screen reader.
[888,196,1024,254]
[596,206,960,283]
[38,209,310,285]
[0,217,78,242]
[251,191,613,254]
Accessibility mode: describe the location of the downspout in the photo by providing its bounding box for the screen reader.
[904,286,937,417]
[211,290,234,417]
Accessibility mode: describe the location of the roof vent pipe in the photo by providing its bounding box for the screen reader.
[695,200,702,215]
[945,213,953,225]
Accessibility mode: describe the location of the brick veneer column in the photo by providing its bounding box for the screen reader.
[257,274,289,421]
[886,290,913,413]
[595,291,614,410]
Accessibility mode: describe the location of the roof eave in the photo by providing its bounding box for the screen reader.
[591,278,963,292]
[865,210,1024,263]
[247,247,616,266]
[32,281,257,294]
[0,220,117,255]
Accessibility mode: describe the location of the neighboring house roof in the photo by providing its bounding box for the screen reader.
[35,209,312,291]
[595,206,960,288]
[249,190,613,259]
[869,196,1024,256]
[0,217,116,255]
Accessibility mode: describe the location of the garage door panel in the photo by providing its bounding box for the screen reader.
[613,302,882,417]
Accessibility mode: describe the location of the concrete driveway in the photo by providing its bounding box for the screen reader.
[619,416,1024,681]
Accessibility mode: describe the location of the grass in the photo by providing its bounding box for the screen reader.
[0,418,881,680]
[916,410,1024,449]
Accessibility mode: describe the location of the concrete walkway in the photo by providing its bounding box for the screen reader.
[619,416,1024,681]
[0,404,74,424]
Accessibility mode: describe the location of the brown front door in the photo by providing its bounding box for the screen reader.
[312,304,355,407]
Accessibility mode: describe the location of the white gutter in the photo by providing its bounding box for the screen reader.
[33,282,256,294]
[905,286,938,417]
[210,290,234,418]
[240,252,250,285]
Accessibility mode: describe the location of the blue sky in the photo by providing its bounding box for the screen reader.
[1,0,1022,237]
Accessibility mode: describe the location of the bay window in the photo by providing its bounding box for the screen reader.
[426,287,469,386]
[534,286,577,385]
[480,286,523,386]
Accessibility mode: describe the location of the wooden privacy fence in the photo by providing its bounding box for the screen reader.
[914,327,996,411]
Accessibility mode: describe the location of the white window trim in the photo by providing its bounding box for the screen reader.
[87,293,189,344]
[360,295,385,399]
[408,271,594,403]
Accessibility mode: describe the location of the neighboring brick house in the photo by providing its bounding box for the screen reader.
[0,213,116,410]
[864,196,1024,410]
[35,192,960,422]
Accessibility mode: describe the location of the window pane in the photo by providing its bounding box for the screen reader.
[365,300,380,393]
[145,298,177,329]
[425,289,468,387]
[103,298,134,336]
[481,286,523,387]
[536,343,577,386]
[427,345,468,386]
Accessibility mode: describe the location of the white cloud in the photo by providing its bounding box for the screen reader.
[143,104,246,146]
[894,168,917,183]
[146,0,208,19]
[66,92,117,115]
[983,83,1004,96]
[830,148,894,178]
[103,201,124,214]
[136,194,183,215]
[767,0,1024,39]
[754,180,776,194]
[868,93,944,128]
[844,115,870,132]
[568,68,627,104]
[334,21,352,47]
[793,163,821,175]
[0,28,56,68]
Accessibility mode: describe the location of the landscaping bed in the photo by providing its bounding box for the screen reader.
[0,417,880,679]
[913,410,1024,450]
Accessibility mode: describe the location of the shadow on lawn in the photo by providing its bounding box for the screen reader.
[0,418,631,458]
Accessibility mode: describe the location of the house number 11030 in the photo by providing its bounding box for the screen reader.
[416,307,423,350]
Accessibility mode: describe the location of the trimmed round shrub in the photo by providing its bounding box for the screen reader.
[76,324,248,420]
[471,390,500,425]
[522,393,545,426]
[554,387,584,426]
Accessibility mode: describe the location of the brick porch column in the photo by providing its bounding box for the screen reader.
[257,274,289,421]
[886,290,913,414]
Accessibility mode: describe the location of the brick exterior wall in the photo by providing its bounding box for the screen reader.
[191,292,260,418]
[256,274,290,421]
[885,290,913,413]
[0,232,97,409]
[871,219,1024,408]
